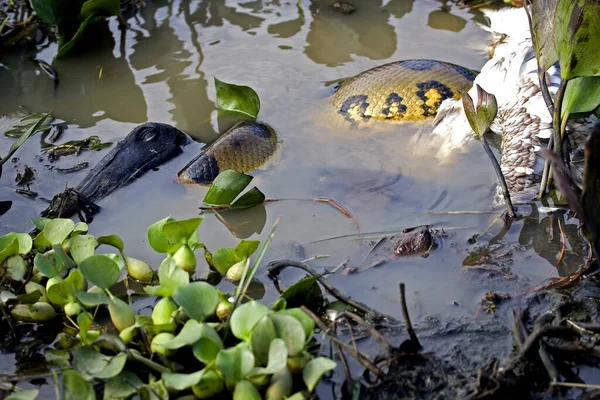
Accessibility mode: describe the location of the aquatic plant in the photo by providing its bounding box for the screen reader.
[0,215,335,399]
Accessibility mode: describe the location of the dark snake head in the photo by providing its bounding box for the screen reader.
[42,122,191,218]
[393,226,433,257]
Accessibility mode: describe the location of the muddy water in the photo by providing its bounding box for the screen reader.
[0,0,584,392]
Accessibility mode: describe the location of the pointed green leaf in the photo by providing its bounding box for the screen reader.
[203,170,253,206]
[562,76,600,118]
[97,234,124,252]
[162,218,203,244]
[231,187,266,209]
[214,78,261,118]
[77,312,94,345]
[78,255,121,289]
[162,319,202,350]
[235,240,260,259]
[529,0,559,70]
[172,282,219,321]
[302,357,337,392]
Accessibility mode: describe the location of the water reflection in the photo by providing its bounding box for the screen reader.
[304,0,414,66]
[427,3,467,33]
[189,0,264,31]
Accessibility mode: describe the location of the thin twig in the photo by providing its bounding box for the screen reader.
[551,381,600,390]
[333,311,394,353]
[521,326,579,357]
[334,342,353,394]
[399,283,421,350]
[482,137,516,219]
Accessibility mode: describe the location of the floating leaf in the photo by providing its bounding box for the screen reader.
[214,78,261,119]
[0,236,19,264]
[144,257,189,297]
[47,269,84,305]
[15,291,41,304]
[249,339,288,376]
[162,218,203,245]
[34,218,75,250]
[277,308,315,339]
[72,346,127,379]
[52,243,77,270]
[191,370,225,399]
[33,251,63,278]
[0,232,32,256]
[231,187,265,209]
[162,319,203,350]
[73,222,89,235]
[104,371,143,400]
[70,234,96,264]
[97,234,124,252]
[203,170,253,206]
[212,248,236,275]
[233,380,261,400]
[163,370,204,391]
[216,343,255,383]
[250,313,306,365]
[77,312,94,345]
[4,389,39,400]
[302,357,337,392]
[62,369,96,400]
[79,255,120,289]
[192,323,224,363]
[230,300,271,341]
[147,216,179,254]
[108,298,136,332]
[31,218,52,231]
[172,282,219,321]
[279,275,322,312]
[11,302,56,322]
[76,291,110,307]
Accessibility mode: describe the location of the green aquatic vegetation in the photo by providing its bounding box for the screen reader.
[203,169,266,210]
[0,216,335,399]
[215,78,261,119]
[0,113,50,170]
[0,110,53,138]
[43,135,112,159]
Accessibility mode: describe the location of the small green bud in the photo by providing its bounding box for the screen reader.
[225,258,248,282]
[64,301,82,316]
[216,300,233,321]
[125,256,154,282]
[173,245,196,274]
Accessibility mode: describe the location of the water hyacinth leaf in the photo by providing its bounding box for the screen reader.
[277,308,315,339]
[214,78,261,119]
[250,338,288,376]
[0,290,18,305]
[231,187,266,209]
[30,0,81,25]
[33,252,62,278]
[30,218,51,231]
[77,312,94,344]
[138,379,169,400]
[53,243,77,270]
[11,302,56,322]
[147,216,178,254]
[302,357,337,393]
[76,291,110,307]
[61,369,96,400]
[97,234,124,252]
[93,334,127,354]
[279,275,322,311]
[192,323,224,363]
[235,240,260,259]
[230,300,272,341]
[0,237,19,264]
[45,349,71,368]
[79,255,120,289]
[72,346,127,379]
[108,298,136,332]
[47,278,76,305]
[5,255,27,281]
[161,319,202,350]
[162,370,204,391]
[203,170,253,206]
[528,0,559,70]
[25,282,49,303]
[73,222,89,235]
[0,232,32,255]
[554,0,600,79]
[286,393,307,400]
[34,218,74,250]
[125,256,154,282]
[70,234,96,264]
[144,257,189,297]
[250,313,306,365]
[212,247,236,275]
[192,370,225,399]
[233,380,261,400]
[162,218,203,244]
[172,282,219,321]
[104,371,144,400]
[4,389,39,400]
[216,344,255,382]
[16,290,41,304]
[562,76,600,118]
[0,113,50,166]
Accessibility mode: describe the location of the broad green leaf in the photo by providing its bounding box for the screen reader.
[302,357,337,392]
[33,251,62,278]
[25,282,49,303]
[0,232,32,255]
[61,369,96,400]
[0,237,19,264]
[36,218,75,250]
[144,257,189,297]
[108,298,136,332]
[162,319,202,350]
[52,243,77,270]
[172,282,219,321]
[216,343,255,383]
[45,348,71,368]
[47,270,83,305]
[104,371,143,400]
[5,255,28,281]
[287,393,307,400]
[214,78,261,118]
[77,312,94,344]
[192,323,224,363]
[212,247,236,275]
[250,313,306,365]
[279,275,322,311]
[97,234,124,252]
[147,217,179,254]
[30,0,83,26]
[203,170,253,206]
[230,300,271,341]
[528,0,559,70]
[125,256,154,282]
[162,218,203,245]
[30,218,51,231]
[15,290,41,304]
[162,370,204,391]
[11,302,56,322]
[72,346,127,379]
[235,240,260,259]
[191,370,224,399]
[233,380,261,400]
[277,308,315,339]
[0,290,17,304]
[4,389,39,400]
[562,76,600,118]
[249,338,287,376]
[76,291,110,307]
[93,334,127,354]
[231,187,266,209]
[80,0,120,18]
[1,113,50,166]
[554,0,600,79]
[73,222,89,235]
[56,15,102,59]
[70,234,96,264]
[79,255,120,289]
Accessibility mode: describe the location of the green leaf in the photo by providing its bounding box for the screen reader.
[212,247,236,275]
[277,308,315,339]
[144,257,189,297]
[162,218,203,245]
[56,14,101,59]
[249,338,287,375]
[233,380,261,400]
[73,222,89,235]
[528,0,559,70]
[250,313,306,365]
[230,300,271,341]
[97,234,124,252]
[162,319,203,350]
[192,323,224,363]
[562,76,600,118]
[302,357,336,392]
[39,218,75,249]
[70,234,97,264]
[203,170,253,206]
[172,282,219,321]
[77,312,94,345]
[279,275,322,311]
[554,0,600,79]
[104,371,143,400]
[61,369,96,400]
[31,218,52,231]
[4,389,39,400]
[0,237,19,265]
[76,291,110,307]
[0,232,32,255]
[1,113,50,167]
[214,78,261,119]
[216,343,255,383]
[162,370,204,391]
[147,217,179,254]
[235,240,260,259]
[33,251,62,278]
[16,290,42,304]
[80,0,120,18]
[108,298,136,332]
[191,370,224,399]
[47,271,82,305]
[231,187,266,209]
[79,255,121,289]
[53,243,77,269]
[5,255,28,281]
[72,346,127,379]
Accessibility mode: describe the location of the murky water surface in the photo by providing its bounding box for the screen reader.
[0,0,585,394]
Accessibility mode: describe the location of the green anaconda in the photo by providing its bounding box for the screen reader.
[42,59,476,218]
[332,59,477,122]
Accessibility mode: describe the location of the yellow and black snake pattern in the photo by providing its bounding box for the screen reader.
[332,59,477,122]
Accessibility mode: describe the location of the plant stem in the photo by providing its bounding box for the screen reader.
[552,80,568,159]
[482,137,516,219]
